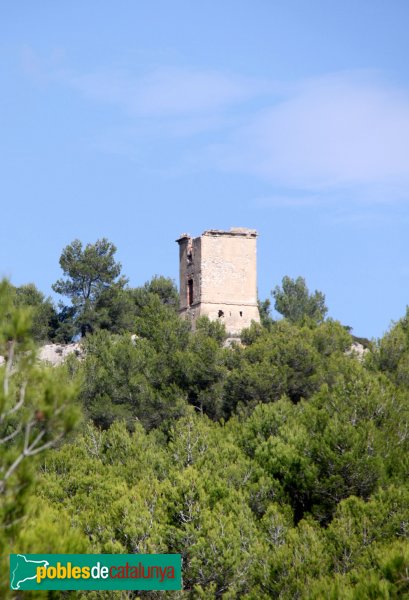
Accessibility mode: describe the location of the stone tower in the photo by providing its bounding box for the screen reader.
[176,228,260,335]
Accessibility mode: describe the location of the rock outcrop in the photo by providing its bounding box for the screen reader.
[38,343,82,366]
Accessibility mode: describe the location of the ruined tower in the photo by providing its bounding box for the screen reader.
[176,228,260,335]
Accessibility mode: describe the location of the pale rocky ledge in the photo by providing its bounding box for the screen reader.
[0,339,368,368]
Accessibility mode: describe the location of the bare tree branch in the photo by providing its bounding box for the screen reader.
[0,420,63,494]
[27,434,63,457]
[3,340,15,397]
[0,424,22,445]
[0,381,26,425]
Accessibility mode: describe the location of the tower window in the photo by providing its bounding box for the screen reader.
[218,310,224,318]
[188,279,194,306]
[240,311,243,317]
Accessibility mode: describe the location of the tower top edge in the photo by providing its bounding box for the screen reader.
[175,233,191,243]
[176,227,258,243]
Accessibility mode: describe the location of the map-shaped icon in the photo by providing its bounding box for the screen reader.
[10,554,49,590]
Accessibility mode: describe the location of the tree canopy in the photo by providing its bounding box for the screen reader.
[52,238,125,336]
[2,241,409,599]
[272,275,328,324]
[52,238,123,302]
[0,280,81,597]
[13,282,58,342]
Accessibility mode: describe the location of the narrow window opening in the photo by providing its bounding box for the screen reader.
[218,310,224,318]
[188,279,194,306]
[240,311,243,317]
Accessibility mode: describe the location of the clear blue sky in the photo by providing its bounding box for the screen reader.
[1,1,409,338]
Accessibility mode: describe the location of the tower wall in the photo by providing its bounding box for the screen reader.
[176,228,260,335]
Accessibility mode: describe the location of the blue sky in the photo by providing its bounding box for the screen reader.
[1,1,409,338]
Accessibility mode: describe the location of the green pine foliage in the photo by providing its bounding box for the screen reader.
[2,242,409,599]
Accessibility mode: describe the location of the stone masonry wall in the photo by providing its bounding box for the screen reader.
[176,228,260,334]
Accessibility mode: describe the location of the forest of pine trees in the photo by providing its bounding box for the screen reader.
[1,239,409,599]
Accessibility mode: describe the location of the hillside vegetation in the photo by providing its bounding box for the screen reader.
[1,239,409,599]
